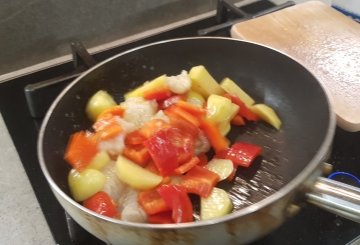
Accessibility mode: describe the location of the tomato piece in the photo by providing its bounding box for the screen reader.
[138,189,171,215]
[223,142,262,168]
[148,211,174,224]
[157,185,193,223]
[174,156,200,175]
[143,87,173,101]
[64,131,98,171]
[83,191,118,218]
[145,128,195,176]
[199,118,229,153]
[180,165,220,198]
[122,145,150,167]
[224,94,259,121]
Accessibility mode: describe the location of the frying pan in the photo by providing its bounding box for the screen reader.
[38,37,360,245]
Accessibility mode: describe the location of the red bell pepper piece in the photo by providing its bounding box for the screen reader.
[145,127,195,176]
[174,156,200,175]
[226,166,238,181]
[157,185,193,223]
[147,211,174,224]
[223,94,259,121]
[180,165,220,198]
[159,95,185,110]
[124,130,146,146]
[166,127,195,164]
[175,100,206,117]
[145,161,161,175]
[98,124,123,140]
[143,87,173,101]
[145,129,178,176]
[138,189,171,215]
[96,105,124,121]
[197,153,208,166]
[168,115,199,139]
[93,116,123,140]
[139,119,170,139]
[122,145,150,167]
[221,142,262,168]
[199,118,229,153]
[64,131,98,171]
[83,191,118,218]
[231,115,245,126]
[165,106,200,127]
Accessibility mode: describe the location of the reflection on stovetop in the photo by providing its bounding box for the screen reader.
[0,0,359,244]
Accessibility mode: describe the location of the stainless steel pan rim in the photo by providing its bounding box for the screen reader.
[37,37,337,229]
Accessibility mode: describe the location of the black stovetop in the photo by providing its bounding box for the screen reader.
[0,1,359,244]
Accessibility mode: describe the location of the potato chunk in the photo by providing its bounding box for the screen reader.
[124,75,167,99]
[201,187,233,220]
[206,94,232,123]
[186,90,205,107]
[205,159,234,181]
[68,168,106,202]
[87,151,111,170]
[220,78,255,107]
[116,155,162,190]
[189,65,224,97]
[250,104,282,130]
[86,90,116,121]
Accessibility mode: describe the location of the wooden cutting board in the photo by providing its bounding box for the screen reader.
[231,1,360,132]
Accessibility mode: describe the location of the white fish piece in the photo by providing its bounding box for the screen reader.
[118,188,147,223]
[114,116,137,133]
[166,70,192,94]
[121,97,158,128]
[101,162,127,202]
[195,130,210,155]
[98,134,125,156]
[151,110,170,123]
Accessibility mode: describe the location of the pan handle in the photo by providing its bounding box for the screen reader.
[306,177,360,223]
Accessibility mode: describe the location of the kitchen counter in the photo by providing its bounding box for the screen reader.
[0,113,54,245]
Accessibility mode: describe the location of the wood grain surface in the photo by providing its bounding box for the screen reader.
[231,1,360,132]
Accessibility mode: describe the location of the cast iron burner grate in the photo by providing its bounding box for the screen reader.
[24,0,294,119]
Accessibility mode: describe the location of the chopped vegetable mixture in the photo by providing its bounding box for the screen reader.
[64,65,282,224]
